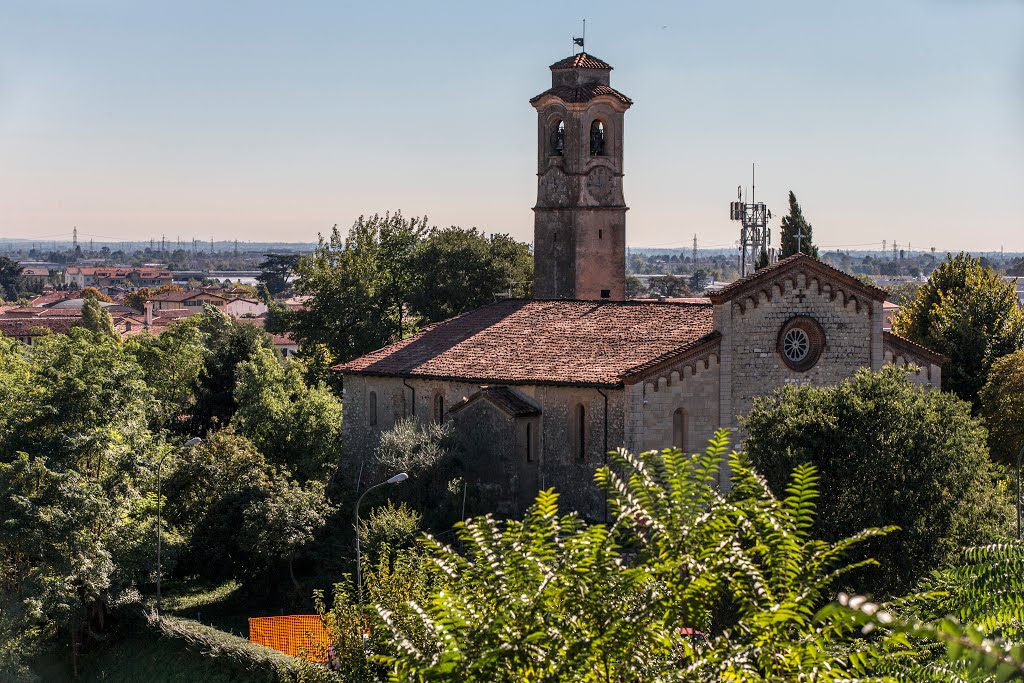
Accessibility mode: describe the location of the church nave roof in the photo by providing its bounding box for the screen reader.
[334,299,715,387]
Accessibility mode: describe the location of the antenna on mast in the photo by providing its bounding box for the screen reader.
[729,163,772,277]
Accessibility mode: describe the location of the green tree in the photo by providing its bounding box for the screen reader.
[81,295,120,340]
[125,321,206,430]
[648,274,691,298]
[232,346,344,481]
[162,429,274,579]
[79,286,112,302]
[979,349,1024,465]
[778,190,819,258]
[892,252,1024,405]
[291,213,426,363]
[356,500,422,561]
[257,253,301,296]
[624,275,645,298]
[0,256,25,301]
[409,227,532,322]
[0,330,168,674]
[187,306,273,434]
[742,366,1012,595]
[240,476,332,591]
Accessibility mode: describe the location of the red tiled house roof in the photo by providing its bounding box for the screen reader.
[148,290,227,302]
[334,299,716,387]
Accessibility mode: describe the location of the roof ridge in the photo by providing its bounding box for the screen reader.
[549,52,613,70]
[708,253,887,303]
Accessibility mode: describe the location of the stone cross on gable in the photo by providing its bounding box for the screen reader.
[797,227,803,254]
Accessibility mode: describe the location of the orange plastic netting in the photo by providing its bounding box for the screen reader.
[248,615,330,662]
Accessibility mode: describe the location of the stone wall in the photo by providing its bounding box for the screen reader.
[341,374,625,520]
[624,350,721,458]
[717,271,879,429]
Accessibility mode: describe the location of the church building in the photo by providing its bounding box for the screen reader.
[335,52,944,518]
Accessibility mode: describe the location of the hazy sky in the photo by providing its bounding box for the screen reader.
[1,1,1022,251]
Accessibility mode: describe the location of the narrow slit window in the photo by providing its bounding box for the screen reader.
[526,423,533,462]
[434,393,445,423]
[672,408,686,452]
[369,391,378,427]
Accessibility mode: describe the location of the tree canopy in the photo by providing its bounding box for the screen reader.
[979,348,1024,465]
[257,253,301,296]
[0,256,25,301]
[742,366,1012,595]
[892,252,1024,405]
[290,212,533,364]
[778,191,819,258]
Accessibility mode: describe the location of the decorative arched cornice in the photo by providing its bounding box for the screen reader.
[727,269,870,316]
[709,253,887,305]
[623,334,721,389]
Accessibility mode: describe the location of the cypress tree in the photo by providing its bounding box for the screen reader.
[778,191,818,258]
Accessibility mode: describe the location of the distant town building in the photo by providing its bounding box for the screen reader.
[20,267,52,289]
[64,266,173,291]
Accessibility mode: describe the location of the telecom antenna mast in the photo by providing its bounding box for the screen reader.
[729,164,772,277]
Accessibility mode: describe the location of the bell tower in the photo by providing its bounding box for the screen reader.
[530,52,632,300]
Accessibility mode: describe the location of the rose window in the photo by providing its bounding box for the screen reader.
[777,316,825,372]
[782,328,810,363]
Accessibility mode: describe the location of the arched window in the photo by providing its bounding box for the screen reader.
[368,390,379,424]
[434,393,445,423]
[550,120,565,156]
[589,120,606,156]
[525,423,533,462]
[575,405,586,461]
[672,408,686,452]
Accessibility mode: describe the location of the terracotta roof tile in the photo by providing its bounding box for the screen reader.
[549,53,613,70]
[530,84,632,106]
[0,318,80,336]
[449,386,541,418]
[335,299,715,387]
[883,330,947,366]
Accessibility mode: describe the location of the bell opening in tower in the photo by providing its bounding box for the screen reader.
[550,120,565,156]
[590,120,606,156]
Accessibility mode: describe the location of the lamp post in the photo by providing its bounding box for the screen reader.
[355,472,408,605]
[156,437,201,616]
[1016,444,1024,540]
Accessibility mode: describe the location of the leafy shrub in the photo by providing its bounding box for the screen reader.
[356,500,421,559]
[150,613,339,682]
[743,366,1013,595]
[372,417,454,476]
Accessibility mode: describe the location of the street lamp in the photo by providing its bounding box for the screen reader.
[355,472,408,605]
[156,437,201,617]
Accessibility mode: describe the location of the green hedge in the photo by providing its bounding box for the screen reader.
[150,614,339,683]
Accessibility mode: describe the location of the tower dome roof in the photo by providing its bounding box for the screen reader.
[549,52,613,70]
